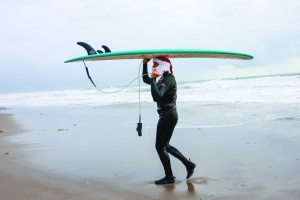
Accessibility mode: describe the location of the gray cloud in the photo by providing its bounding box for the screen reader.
[0,0,299,93]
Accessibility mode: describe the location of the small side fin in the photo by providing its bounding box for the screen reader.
[102,45,111,53]
[77,42,97,55]
[97,50,104,54]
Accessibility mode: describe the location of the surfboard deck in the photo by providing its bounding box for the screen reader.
[64,49,253,63]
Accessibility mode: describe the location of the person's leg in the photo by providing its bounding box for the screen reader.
[166,144,196,179]
[166,145,190,165]
[164,109,196,179]
[155,110,178,184]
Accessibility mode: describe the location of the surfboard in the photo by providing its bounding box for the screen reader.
[65,48,253,63]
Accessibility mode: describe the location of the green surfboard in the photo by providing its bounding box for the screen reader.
[65,49,253,63]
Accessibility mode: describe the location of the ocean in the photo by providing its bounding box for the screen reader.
[1,73,299,107]
[1,73,299,135]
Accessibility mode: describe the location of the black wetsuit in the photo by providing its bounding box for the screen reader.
[142,63,192,178]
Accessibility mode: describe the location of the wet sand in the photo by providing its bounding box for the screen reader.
[0,108,152,200]
[1,104,300,199]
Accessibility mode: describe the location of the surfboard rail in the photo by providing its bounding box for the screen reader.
[64,49,254,63]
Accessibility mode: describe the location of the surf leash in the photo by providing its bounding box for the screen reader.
[137,61,142,137]
[82,61,149,94]
[78,42,151,137]
[82,61,150,137]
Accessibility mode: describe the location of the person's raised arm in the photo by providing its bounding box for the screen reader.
[142,59,151,85]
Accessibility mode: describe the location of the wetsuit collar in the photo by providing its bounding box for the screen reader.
[156,76,162,83]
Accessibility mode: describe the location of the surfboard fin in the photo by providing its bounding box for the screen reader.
[77,42,97,55]
[97,45,111,53]
[102,45,111,53]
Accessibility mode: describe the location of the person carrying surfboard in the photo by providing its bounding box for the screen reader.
[142,57,196,185]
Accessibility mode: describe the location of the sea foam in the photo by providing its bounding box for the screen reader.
[0,74,299,107]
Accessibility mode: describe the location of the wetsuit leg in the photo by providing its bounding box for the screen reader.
[166,145,190,166]
[155,109,178,177]
[162,110,196,179]
[162,110,191,166]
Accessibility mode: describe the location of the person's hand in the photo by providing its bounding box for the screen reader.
[143,58,151,64]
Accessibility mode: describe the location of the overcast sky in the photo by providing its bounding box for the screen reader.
[0,0,299,93]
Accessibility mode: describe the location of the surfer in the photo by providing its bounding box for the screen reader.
[142,57,196,185]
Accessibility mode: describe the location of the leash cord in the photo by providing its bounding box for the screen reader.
[83,61,151,137]
[83,61,149,95]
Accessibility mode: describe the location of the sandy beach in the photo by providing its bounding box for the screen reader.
[1,103,300,199]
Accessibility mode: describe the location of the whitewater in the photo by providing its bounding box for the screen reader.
[0,73,299,107]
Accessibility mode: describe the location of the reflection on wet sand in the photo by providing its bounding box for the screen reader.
[187,177,218,185]
[160,177,213,193]
[160,180,196,196]
[162,184,175,191]
[186,182,195,193]
[158,179,181,192]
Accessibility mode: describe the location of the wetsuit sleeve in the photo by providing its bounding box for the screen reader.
[142,63,151,85]
[150,76,173,102]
